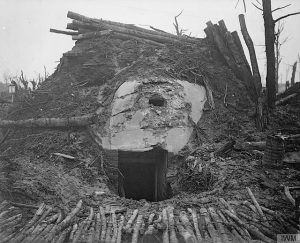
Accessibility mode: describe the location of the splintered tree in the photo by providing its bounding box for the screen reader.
[290,61,297,86]
[241,0,300,108]
[173,10,187,36]
[261,0,300,108]
[274,21,288,92]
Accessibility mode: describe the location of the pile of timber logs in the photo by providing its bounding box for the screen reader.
[204,19,259,103]
[1,189,298,243]
[50,11,200,47]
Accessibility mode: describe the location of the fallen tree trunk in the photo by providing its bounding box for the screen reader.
[0,114,96,128]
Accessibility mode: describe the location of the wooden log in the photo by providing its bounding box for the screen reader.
[72,30,112,40]
[218,20,228,36]
[242,200,258,213]
[69,223,78,241]
[87,220,96,243]
[0,114,96,128]
[111,211,118,243]
[219,198,235,214]
[231,31,252,73]
[100,206,107,242]
[168,207,178,243]
[200,208,221,243]
[111,32,165,47]
[284,186,296,206]
[208,207,230,243]
[105,215,113,243]
[238,211,276,240]
[124,209,138,234]
[217,210,246,243]
[50,28,78,36]
[187,208,202,242]
[56,226,72,243]
[162,208,169,243]
[116,215,125,243]
[175,218,195,243]
[12,203,46,242]
[246,187,268,222]
[10,202,39,210]
[131,214,143,243]
[93,212,101,242]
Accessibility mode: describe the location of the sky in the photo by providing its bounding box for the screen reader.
[0,0,299,86]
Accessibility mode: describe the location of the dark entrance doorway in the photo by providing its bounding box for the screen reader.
[118,148,168,201]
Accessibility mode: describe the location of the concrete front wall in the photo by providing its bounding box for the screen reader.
[96,77,207,154]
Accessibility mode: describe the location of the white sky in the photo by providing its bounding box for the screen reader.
[0,0,299,85]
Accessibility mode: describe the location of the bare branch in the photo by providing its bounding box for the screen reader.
[272,4,291,13]
[255,0,262,6]
[243,0,247,12]
[274,12,300,23]
[149,26,167,33]
[175,10,183,18]
[235,0,246,12]
[252,3,263,11]
[173,10,184,36]
[235,0,240,9]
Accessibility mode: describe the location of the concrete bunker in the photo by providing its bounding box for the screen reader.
[96,77,207,201]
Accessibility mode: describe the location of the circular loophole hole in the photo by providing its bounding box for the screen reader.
[148,94,166,107]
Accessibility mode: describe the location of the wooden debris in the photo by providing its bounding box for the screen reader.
[72,30,112,40]
[200,208,221,243]
[111,211,118,243]
[175,217,195,243]
[116,215,125,243]
[105,213,113,243]
[52,153,76,160]
[224,209,275,243]
[131,214,143,243]
[168,207,178,243]
[242,200,258,213]
[100,206,107,241]
[284,186,296,206]
[124,209,138,234]
[162,208,169,243]
[246,187,268,222]
[209,207,230,243]
[50,28,78,36]
[94,212,101,242]
[69,223,78,241]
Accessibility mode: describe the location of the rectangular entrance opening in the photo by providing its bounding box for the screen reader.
[118,148,168,202]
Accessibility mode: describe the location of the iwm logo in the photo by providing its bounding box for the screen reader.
[277,234,300,243]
